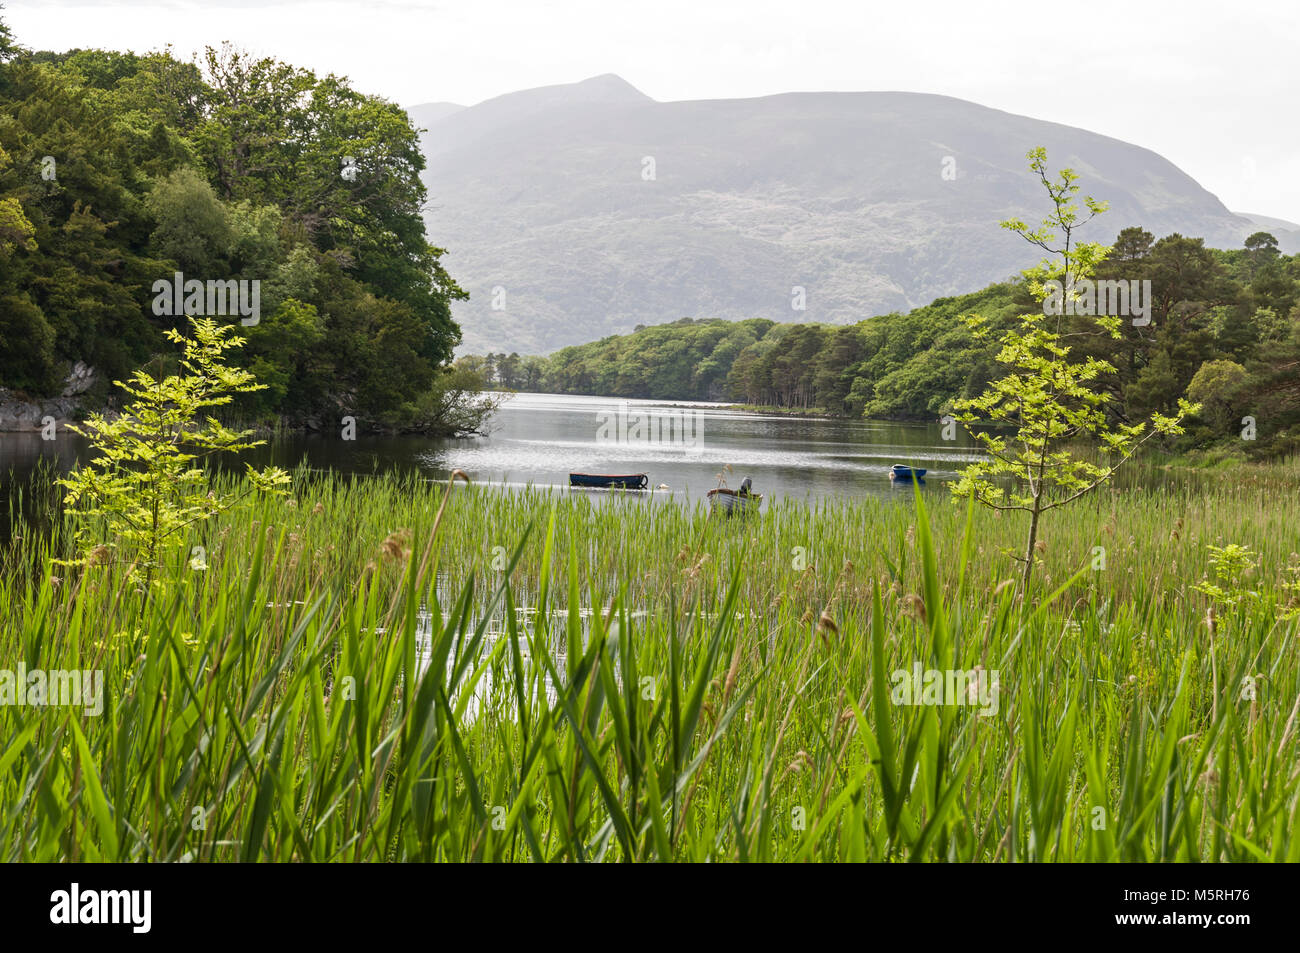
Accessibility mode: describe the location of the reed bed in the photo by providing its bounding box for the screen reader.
[1,464,1298,861]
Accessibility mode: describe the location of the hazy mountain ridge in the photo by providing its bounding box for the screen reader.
[409,77,1297,354]
[406,101,466,131]
[1234,210,1300,242]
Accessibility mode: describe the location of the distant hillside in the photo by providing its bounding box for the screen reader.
[1235,210,1300,243]
[412,76,1297,355]
[406,101,466,131]
[469,233,1300,457]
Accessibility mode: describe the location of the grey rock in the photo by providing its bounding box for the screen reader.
[0,387,81,432]
[62,361,96,397]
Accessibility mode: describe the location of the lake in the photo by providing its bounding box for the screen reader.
[0,393,983,539]
[420,393,981,501]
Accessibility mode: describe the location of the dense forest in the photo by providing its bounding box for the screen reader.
[0,14,476,432]
[476,228,1300,458]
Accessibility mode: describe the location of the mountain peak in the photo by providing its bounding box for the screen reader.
[568,73,653,102]
[469,73,651,110]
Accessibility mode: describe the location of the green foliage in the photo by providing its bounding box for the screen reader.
[1186,359,1248,431]
[1192,543,1260,612]
[1245,230,1280,268]
[0,20,470,432]
[237,297,326,414]
[144,166,236,273]
[412,358,506,435]
[518,294,1019,417]
[950,149,1197,594]
[0,144,35,255]
[0,9,18,65]
[499,203,1298,459]
[57,317,290,577]
[512,226,1296,449]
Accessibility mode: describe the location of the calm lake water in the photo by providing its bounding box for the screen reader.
[418,393,982,501]
[0,393,983,533]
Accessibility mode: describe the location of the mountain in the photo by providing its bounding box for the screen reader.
[407,101,466,128]
[1234,210,1300,247]
[412,77,1297,355]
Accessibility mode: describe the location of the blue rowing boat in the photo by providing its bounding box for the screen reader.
[889,464,927,480]
[569,472,649,490]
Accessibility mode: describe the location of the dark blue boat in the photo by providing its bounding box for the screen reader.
[889,464,927,480]
[569,472,649,490]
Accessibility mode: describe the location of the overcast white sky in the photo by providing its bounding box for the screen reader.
[7,0,1299,222]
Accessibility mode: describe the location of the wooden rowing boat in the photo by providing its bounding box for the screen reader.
[708,478,761,515]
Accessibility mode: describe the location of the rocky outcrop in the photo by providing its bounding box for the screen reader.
[62,361,95,397]
[0,362,95,432]
[0,390,80,432]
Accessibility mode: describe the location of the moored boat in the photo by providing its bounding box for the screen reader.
[889,464,927,480]
[569,472,649,490]
[708,477,761,516]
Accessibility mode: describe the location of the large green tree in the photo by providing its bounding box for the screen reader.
[0,16,477,432]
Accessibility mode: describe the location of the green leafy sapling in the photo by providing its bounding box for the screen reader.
[58,316,291,585]
[950,148,1198,597]
[1192,543,1260,612]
